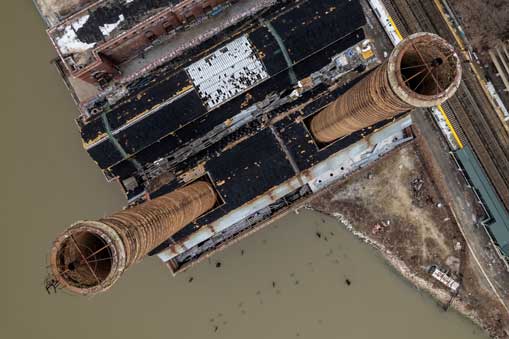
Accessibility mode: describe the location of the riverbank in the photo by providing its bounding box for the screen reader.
[309,143,509,338]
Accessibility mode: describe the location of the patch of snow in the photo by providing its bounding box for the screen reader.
[99,14,125,37]
[186,36,269,110]
[486,81,509,120]
[56,24,96,54]
[71,14,90,31]
[430,107,458,150]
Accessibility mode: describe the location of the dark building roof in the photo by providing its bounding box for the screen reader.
[80,0,367,182]
[45,0,412,266]
[70,0,181,43]
[48,0,184,69]
[456,146,509,256]
[76,0,383,252]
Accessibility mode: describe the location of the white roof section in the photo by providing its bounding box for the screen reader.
[56,15,97,54]
[99,14,125,36]
[186,35,269,110]
[431,267,460,292]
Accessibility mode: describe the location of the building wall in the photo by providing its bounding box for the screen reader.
[71,0,229,85]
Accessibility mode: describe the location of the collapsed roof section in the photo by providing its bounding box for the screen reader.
[46,0,230,85]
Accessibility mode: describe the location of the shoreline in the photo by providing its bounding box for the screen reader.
[306,142,509,338]
[310,208,485,334]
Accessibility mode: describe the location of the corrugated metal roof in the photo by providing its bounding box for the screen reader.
[456,146,509,256]
[186,35,269,109]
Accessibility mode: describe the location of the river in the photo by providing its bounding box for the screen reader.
[3,1,487,338]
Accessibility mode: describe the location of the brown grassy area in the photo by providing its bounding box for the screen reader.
[36,0,95,20]
[448,0,508,53]
[311,143,509,338]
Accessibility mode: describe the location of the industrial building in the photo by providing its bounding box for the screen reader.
[37,0,464,294]
[41,0,232,85]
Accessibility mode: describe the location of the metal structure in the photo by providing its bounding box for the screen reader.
[310,32,462,143]
[43,0,231,85]
[453,147,509,261]
[49,181,217,295]
[39,0,425,288]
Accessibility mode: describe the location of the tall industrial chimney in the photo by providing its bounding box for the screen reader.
[310,32,462,143]
[49,181,217,295]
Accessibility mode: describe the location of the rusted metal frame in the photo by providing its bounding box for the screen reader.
[432,52,456,96]
[413,68,434,92]
[409,39,444,92]
[400,50,458,72]
[69,235,102,285]
[401,63,429,70]
[84,257,115,264]
[402,67,429,83]
[83,243,112,261]
[57,238,113,276]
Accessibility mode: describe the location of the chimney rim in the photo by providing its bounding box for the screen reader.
[388,32,462,108]
[50,220,127,295]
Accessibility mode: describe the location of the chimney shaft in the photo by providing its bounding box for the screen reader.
[310,32,462,143]
[50,181,217,295]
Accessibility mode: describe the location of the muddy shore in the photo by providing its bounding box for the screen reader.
[308,143,509,338]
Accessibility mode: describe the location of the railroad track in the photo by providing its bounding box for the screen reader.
[380,0,410,36]
[439,102,466,145]
[446,94,509,202]
[387,0,509,207]
[381,0,466,145]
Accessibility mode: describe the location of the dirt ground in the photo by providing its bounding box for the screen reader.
[310,143,509,338]
[447,0,508,53]
[36,0,95,23]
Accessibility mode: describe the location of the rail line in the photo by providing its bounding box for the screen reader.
[372,0,464,149]
[386,0,509,207]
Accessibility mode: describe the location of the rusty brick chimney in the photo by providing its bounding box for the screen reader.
[310,32,462,143]
[49,181,217,295]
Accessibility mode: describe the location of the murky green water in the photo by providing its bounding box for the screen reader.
[3,2,487,338]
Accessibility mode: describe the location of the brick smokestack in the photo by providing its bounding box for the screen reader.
[310,32,462,143]
[50,181,217,295]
